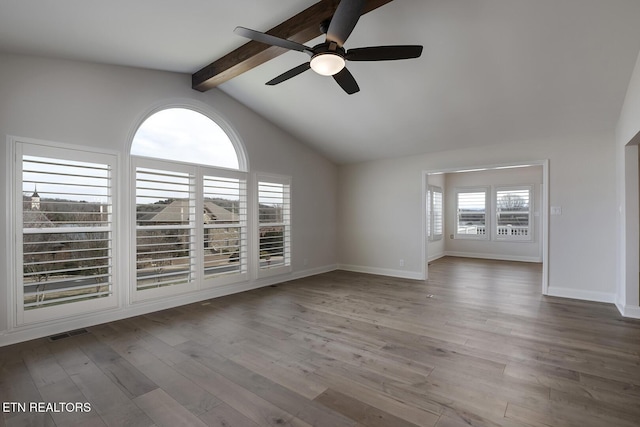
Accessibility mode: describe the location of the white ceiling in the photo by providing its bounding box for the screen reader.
[2,0,640,164]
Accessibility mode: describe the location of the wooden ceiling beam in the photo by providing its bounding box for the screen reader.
[192,0,394,92]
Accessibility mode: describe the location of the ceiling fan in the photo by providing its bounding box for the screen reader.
[234,0,423,94]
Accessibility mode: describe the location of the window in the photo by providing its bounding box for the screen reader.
[495,186,532,240]
[258,176,291,276]
[455,188,488,239]
[16,141,117,324]
[131,107,247,300]
[427,186,443,241]
[134,163,196,292]
[130,108,240,169]
[453,185,535,242]
[203,175,247,279]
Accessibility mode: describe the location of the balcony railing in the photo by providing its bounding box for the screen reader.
[497,225,528,237]
[457,225,486,235]
[457,225,529,237]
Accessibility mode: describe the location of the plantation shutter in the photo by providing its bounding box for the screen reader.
[258,178,291,272]
[20,147,115,315]
[496,187,532,240]
[433,188,443,238]
[135,166,195,290]
[456,190,487,237]
[427,186,443,241]
[203,175,247,278]
[426,188,432,239]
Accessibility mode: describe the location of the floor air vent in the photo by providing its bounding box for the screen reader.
[48,328,89,342]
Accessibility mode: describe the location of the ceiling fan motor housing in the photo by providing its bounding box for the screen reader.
[310,43,347,76]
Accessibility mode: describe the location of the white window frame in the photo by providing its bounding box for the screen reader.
[201,168,248,286]
[130,105,248,172]
[494,185,533,242]
[130,106,249,302]
[132,157,198,301]
[131,157,248,302]
[256,173,291,279]
[454,187,489,240]
[11,138,119,326]
[427,185,443,241]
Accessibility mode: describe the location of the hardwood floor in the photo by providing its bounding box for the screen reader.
[2,257,640,426]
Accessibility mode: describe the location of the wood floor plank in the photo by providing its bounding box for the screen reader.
[505,399,640,427]
[314,388,422,427]
[197,402,261,427]
[21,343,69,388]
[128,315,191,347]
[426,364,551,407]
[173,357,312,427]
[37,377,107,427]
[133,388,208,427]
[549,388,640,425]
[578,371,640,398]
[175,340,357,427]
[74,333,158,399]
[219,340,328,400]
[307,369,442,426]
[89,323,221,416]
[2,257,640,426]
[113,318,194,367]
[0,352,55,427]
[285,329,434,384]
[434,414,476,427]
[55,346,154,427]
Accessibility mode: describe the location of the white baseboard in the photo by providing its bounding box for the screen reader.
[337,264,424,280]
[546,287,616,304]
[427,253,446,263]
[444,251,542,263]
[289,264,338,280]
[615,302,640,319]
[0,265,338,347]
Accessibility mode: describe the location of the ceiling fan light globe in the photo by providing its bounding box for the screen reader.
[310,53,346,76]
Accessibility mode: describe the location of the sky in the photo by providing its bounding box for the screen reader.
[23,108,261,208]
[130,108,239,169]
[23,156,110,204]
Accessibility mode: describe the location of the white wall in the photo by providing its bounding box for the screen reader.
[617,51,640,146]
[338,132,617,303]
[615,49,640,318]
[443,166,542,262]
[0,53,338,343]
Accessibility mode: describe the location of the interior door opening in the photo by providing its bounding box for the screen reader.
[423,161,548,294]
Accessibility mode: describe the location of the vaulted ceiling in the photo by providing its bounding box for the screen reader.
[2,0,640,163]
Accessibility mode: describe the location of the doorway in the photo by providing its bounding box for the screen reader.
[619,142,640,316]
[422,160,549,295]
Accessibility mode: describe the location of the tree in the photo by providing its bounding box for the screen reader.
[23,196,111,306]
[497,194,526,211]
[497,193,528,226]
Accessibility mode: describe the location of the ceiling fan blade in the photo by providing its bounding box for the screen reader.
[346,45,424,61]
[266,63,311,85]
[234,26,310,53]
[326,0,366,47]
[333,67,360,94]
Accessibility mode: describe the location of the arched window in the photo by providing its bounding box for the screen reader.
[131,108,243,170]
[130,107,248,300]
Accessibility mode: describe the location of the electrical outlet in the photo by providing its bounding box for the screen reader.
[399,259,405,267]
